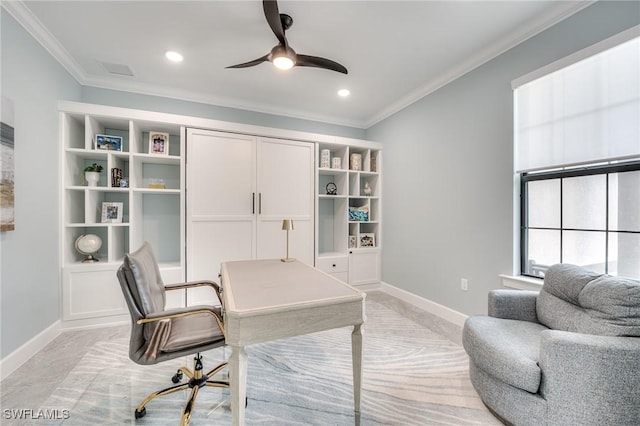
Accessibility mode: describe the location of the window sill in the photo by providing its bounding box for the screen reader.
[499,274,543,291]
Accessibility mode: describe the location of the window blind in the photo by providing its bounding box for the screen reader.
[514,28,640,173]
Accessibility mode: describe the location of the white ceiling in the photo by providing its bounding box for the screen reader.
[6,1,590,128]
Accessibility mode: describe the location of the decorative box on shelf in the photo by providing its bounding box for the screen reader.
[320,149,331,168]
[147,178,166,189]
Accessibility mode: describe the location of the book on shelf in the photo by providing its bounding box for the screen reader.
[111,168,123,187]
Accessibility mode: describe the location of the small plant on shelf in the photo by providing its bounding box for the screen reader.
[84,163,103,173]
[84,163,103,187]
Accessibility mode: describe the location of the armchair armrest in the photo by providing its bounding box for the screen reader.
[539,330,640,424]
[164,280,222,304]
[137,305,225,335]
[488,289,539,322]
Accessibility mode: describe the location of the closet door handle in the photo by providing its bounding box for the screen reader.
[252,192,255,214]
[259,193,262,214]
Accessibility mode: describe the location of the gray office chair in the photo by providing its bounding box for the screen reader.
[117,242,228,425]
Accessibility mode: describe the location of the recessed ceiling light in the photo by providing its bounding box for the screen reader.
[165,51,183,62]
[337,89,350,98]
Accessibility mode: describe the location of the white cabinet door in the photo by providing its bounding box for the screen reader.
[186,129,257,304]
[348,250,381,285]
[62,265,127,321]
[257,138,315,265]
[186,130,315,305]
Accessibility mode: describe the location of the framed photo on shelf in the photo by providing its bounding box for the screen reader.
[358,233,375,248]
[101,202,123,223]
[95,134,122,151]
[149,132,170,155]
[348,235,357,249]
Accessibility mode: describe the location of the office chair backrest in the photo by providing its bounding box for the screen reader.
[117,242,168,364]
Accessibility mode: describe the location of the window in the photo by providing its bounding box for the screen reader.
[513,27,640,279]
[521,161,640,279]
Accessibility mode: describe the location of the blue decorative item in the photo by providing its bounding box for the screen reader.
[349,206,369,221]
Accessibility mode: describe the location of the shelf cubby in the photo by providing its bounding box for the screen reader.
[358,173,379,197]
[62,113,86,150]
[65,189,86,224]
[318,197,348,254]
[318,145,348,170]
[86,115,130,152]
[318,169,348,197]
[130,192,181,263]
[131,158,181,190]
[130,120,181,156]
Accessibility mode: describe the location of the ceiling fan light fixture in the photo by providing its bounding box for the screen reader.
[165,50,183,62]
[273,55,294,70]
[338,89,351,97]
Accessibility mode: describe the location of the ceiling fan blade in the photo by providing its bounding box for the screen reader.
[263,0,286,46]
[296,54,348,74]
[226,54,270,69]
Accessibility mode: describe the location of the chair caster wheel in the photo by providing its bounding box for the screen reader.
[172,371,183,383]
[134,407,146,419]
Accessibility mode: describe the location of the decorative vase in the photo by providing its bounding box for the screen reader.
[85,171,100,187]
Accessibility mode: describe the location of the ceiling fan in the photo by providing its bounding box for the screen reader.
[226,0,348,74]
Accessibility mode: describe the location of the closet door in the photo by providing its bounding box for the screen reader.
[186,129,256,304]
[257,138,315,265]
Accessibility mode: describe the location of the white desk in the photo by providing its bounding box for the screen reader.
[219,259,366,425]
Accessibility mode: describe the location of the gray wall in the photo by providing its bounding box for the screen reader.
[365,1,640,316]
[1,10,81,358]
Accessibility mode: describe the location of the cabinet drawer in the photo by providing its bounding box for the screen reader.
[317,256,348,273]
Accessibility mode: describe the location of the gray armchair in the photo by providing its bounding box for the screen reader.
[463,264,640,425]
[116,242,228,425]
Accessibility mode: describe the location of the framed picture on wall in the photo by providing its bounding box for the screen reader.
[148,132,169,155]
[101,202,123,223]
[358,233,375,248]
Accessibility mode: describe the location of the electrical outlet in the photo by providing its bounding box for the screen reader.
[461,278,468,291]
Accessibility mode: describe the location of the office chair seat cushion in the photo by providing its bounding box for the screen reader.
[163,309,225,353]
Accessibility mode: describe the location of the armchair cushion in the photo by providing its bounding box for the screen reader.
[463,315,549,393]
[538,264,640,336]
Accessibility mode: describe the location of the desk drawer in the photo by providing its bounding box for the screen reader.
[317,256,348,273]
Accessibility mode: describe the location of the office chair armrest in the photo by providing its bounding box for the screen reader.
[164,280,223,303]
[137,306,225,335]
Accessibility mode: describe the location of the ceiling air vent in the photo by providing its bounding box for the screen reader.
[99,61,134,77]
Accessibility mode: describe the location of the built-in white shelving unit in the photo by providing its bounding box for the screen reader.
[60,104,185,326]
[316,141,382,285]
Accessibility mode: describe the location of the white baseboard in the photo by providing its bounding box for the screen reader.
[60,314,129,331]
[351,282,383,292]
[0,320,61,381]
[379,281,468,327]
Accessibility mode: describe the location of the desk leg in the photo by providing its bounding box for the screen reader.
[229,344,247,426]
[351,324,363,417]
